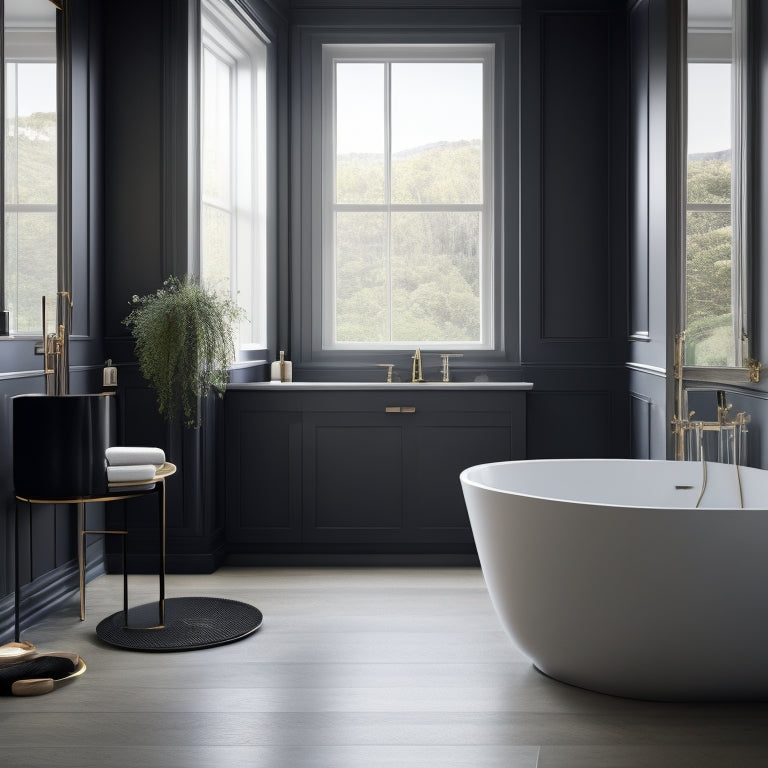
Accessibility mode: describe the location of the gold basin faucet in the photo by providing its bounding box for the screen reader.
[411,349,423,382]
[440,353,463,382]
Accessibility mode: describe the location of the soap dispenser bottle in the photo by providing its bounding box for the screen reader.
[270,350,292,382]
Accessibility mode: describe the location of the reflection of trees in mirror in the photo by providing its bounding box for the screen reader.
[685,153,734,367]
[3,0,60,333]
[5,111,58,332]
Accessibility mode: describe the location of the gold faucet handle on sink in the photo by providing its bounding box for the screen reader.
[440,353,464,382]
[377,363,395,383]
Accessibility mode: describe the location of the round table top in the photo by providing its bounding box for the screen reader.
[16,462,177,504]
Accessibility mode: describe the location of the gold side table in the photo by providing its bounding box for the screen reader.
[14,462,176,642]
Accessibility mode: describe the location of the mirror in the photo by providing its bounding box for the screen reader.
[681,0,752,378]
[1,0,64,337]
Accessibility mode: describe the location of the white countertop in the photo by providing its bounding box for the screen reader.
[228,381,533,391]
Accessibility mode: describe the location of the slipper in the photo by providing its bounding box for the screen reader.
[0,642,36,667]
[0,653,84,696]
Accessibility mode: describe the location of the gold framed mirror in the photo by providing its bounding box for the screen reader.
[0,0,68,338]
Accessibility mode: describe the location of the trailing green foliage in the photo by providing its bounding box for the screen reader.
[123,275,245,427]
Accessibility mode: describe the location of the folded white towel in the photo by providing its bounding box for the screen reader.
[106,446,165,467]
[106,464,157,484]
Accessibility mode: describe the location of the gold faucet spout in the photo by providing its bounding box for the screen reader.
[42,292,72,396]
[411,348,423,382]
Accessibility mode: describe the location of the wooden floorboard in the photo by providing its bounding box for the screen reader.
[1,567,768,767]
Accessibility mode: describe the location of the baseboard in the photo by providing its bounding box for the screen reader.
[224,552,481,567]
[0,552,105,644]
[104,546,226,575]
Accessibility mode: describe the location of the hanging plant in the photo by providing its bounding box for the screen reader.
[123,275,245,427]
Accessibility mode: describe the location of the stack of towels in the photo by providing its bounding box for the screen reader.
[105,446,166,484]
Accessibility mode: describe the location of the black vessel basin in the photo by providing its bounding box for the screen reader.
[13,394,115,499]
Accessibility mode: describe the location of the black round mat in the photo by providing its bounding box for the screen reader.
[96,597,262,652]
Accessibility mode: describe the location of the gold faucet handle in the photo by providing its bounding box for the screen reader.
[439,353,464,382]
[411,349,424,382]
[377,363,395,383]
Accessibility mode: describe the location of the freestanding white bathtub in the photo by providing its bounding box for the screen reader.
[460,458,768,701]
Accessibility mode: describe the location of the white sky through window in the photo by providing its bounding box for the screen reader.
[336,61,483,155]
[11,64,56,118]
[687,63,731,155]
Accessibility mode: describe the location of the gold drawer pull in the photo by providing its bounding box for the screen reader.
[385,406,416,413]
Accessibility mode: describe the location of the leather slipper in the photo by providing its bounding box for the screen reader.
[0,642,36,667]
[0,653,84,696]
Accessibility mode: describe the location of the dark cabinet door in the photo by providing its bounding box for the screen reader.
[302,393,524,545]
[302,411,405,543]
[405,412,515,542]
[225,407,303,543]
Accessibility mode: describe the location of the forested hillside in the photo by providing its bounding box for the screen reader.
[334,140,482,344]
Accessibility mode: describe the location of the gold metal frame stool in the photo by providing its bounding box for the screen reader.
[14,463,176,642]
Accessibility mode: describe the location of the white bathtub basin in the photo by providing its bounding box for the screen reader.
[461,458,768,701]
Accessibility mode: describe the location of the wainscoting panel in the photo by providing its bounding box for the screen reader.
[627,365,670,460]
[629,391,651,460]
[526,390,616,459]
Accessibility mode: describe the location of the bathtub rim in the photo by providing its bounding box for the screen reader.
[459,457,768,511]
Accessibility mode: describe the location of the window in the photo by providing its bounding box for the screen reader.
[200,0,268,350]
[4,24,57,334]
[683,0,749,370]
[321,44,495,350]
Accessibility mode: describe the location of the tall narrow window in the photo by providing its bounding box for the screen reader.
[201,0,268,349]
[684,0,748,368]
[4,22,57,334]
[322,44,494,350]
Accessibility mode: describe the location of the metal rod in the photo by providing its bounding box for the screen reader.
[78,502,85,620]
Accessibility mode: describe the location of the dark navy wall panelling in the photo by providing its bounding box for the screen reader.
[520,1,628,369]
[627,0,678,458]
[540,11,612,340]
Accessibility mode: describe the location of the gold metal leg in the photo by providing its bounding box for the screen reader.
[78,501,85,621]
[158,479,166,627]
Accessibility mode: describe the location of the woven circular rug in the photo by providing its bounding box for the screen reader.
[96,597,262,652]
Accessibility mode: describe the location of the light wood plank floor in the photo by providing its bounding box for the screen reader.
[2,567,768,767]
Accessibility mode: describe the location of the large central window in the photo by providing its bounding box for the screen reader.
[321,44,495,350]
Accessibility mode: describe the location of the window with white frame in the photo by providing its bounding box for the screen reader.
[201,0,267,349]
[321,44,495,350]
[684,0,749,369]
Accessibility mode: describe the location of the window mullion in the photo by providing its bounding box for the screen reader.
[686,202,731,212]
[229,57,237,299]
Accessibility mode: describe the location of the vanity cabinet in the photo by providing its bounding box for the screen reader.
[224,386,527,556]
